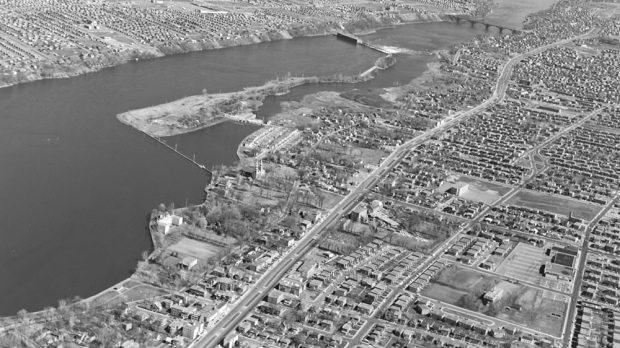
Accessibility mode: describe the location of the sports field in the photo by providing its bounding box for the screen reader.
[167,237,223,261]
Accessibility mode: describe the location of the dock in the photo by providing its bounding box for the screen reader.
[142,131,211,173]
[335,31,391,54]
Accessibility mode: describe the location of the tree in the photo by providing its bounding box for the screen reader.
[16,309,28,324]
[456,293,478,311]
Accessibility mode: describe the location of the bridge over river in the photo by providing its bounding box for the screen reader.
[445,15,521,34]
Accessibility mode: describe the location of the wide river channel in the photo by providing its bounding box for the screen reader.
[0,0,554,316]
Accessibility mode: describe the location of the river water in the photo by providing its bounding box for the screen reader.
[0,37,378,315]
[0,2,549,315]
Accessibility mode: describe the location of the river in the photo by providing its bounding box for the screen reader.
[0,2,551,316]
[0,36,379,315]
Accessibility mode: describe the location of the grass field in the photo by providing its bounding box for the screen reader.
[89,291,118,307]
[321,190,345,210]
[495,287,568,337]
[354,147,389,166]
[422,283,468,305]
[167,237,223,261]
[421,264,494,305]
[424,264,567,337]
[122,285,168,302]
[507,190,602,220]
[495,243,548,286]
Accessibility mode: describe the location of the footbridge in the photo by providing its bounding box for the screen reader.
[446,15,521,34]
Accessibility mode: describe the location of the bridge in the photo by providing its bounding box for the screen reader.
[445,15,521,34]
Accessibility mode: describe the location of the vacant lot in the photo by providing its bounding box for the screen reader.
[495,243,548,286]
[167,237,223,261]
[507,190,602,220]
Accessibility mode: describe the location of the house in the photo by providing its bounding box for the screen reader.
[308,279,323,290]
[178,257,198,271]
[356,303,374,315]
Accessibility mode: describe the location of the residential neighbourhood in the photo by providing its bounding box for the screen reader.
[1,0,620,347]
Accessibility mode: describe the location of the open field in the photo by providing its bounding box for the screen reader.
[425,264,568,337]
[456,175,512,195]
[340,89,393,108]
[495,242,548,286]
[321,190,345,210]
[273,91,369,126]
[354,147,389,166]
[495,287,568,337]
[532,154,546,171]
[167,237,223,261]
[122,285,168,302]
[422,264,494,305]
[507,190,602,220]
[89,291,118,308]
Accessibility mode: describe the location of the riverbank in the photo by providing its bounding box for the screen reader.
[0,13,445,91]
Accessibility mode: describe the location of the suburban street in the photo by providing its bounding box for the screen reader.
[561,194,620,347]
[190,30,597,348]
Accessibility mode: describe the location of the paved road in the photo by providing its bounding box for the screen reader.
[561,194,620,347]
[191,31,596,348]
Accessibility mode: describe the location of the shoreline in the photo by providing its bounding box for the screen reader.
[0,14,446,91]
[0,7,498,321]
[0,16,454,322]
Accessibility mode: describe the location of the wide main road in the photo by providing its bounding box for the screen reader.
[192,32,594,348]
